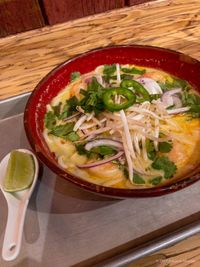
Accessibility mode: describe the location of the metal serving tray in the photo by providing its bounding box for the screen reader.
[0,93,200,267]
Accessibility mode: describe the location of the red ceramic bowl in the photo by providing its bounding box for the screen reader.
[24,45,200,198]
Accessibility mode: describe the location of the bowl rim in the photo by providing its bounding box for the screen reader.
[24,44,200,198]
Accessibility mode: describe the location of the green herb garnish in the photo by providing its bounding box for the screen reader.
[103,64,116,83]
[103,64,116,75]
[149,176,162,185]
[121,67,146,75]
[91,146,117,156]
[75,144,116,158]
[44,111,56,130]
[66,131,80,141]
[49,122,74,139]
[70,72,80,81]
[152,156,177,179]
[146,139,156,160]
[158,142,173,153]
[59,96,79,119]
[132,173,145,184]
[159,77,189,92]
[182,91,200,116]
[79,77,105,114]
[52,102,62,117]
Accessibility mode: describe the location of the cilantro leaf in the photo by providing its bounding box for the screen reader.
[44,111,56,130]
[182,91,200,116]
[75,144,116,158]
[66,131,80,141]
[159,77,189,92]
[146,139,156,160]
[75,143,86,155]
[79,77,105,114]
[149,176,162,185]
[182,91,200,106]
[152,156,177,179]
[59,96,79,119]
[121,67,146,75]
[158,142,173,153]
[132,173,145,184]
[75,143,96,158]
[49,122,74,138]
[52,102,62,117]
[103,64,117,83]
[189,105,200,115]
[91,146,116,156]
[70,72,80,82]
[103,64,116,75]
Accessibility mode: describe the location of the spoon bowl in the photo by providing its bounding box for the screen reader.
[0,149,39,261]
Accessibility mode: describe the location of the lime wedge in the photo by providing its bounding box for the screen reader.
[3,151,35,192]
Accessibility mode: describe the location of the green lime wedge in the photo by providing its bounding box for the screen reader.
[3,151,35,192]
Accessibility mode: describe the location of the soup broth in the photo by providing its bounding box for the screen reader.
[43,64,200,189]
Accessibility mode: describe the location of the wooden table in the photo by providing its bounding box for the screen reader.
[1,0,200,265]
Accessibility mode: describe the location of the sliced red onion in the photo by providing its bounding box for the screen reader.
[85,139,123,151]
[161,88,183,110]
[172,95,182,108]
[161,88,182,106]
[136,77,162,94]
[63,112,80,121]
[167,106,190,115]
[77,151,124,168]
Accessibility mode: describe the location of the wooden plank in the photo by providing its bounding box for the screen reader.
[127,0,155,6]
[42,0,125,25]
[0,0,45,37]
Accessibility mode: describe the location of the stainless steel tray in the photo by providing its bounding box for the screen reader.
[0,93,200,267]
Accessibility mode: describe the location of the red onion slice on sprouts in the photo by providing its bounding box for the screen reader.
[77,151,124,168]
[137,77,162,94]
[172,95,182,108]
[161,88,182,108]
[167,106,190,115]
[85,139,123,151]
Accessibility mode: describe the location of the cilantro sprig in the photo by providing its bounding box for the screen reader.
[70,72,80,81]
[182,91,200,117]
[79,77,105,114]
[132,173,145,184]
[76,143,117,159]
[152,156,177,179]
[121,67,146,75]
[44,111,56,130]
[49,122,80,141]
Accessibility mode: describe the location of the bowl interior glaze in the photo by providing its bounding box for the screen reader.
[24,45,200,198]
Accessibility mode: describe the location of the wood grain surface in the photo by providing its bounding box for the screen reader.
[42,0,125,24]
[1,0,200,100]
[0,0,45,37]
[0,0,200,265]
[127,0,155,5]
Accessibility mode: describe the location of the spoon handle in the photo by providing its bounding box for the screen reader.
[2,194,29,261]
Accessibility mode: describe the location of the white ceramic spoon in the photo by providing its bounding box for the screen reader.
[0,149,39,261]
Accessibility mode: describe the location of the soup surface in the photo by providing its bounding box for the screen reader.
[43,64,200,189]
